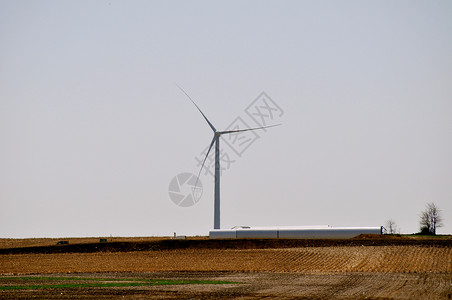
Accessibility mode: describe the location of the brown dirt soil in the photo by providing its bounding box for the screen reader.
[0,237,188,249]
[1,235,450,254]
[1,237,451,299]
[1,246,451,274]
[1,272,451,299]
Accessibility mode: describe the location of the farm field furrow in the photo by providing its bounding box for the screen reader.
[1,246,451,274]
[1,237,451,299]
[3,272,449,299]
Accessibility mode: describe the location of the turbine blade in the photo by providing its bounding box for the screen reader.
[219,123,282,135]
[194,136,216,189]
[176,84,217,132]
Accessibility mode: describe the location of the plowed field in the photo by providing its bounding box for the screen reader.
[1,246,451,274]
[1,236,451,299]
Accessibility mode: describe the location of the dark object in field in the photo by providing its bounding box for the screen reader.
[99,239,107,243]
[56,240,69,245]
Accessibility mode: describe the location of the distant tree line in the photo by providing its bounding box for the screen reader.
[385,202,444,235]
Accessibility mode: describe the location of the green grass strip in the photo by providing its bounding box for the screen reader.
[0,277,238,290]
[0,276,143,282]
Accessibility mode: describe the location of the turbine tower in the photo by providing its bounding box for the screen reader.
[177,85,280,229]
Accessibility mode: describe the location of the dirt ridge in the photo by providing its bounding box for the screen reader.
[1,237,450,255]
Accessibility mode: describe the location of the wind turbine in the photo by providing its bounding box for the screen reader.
[177,85,280,229]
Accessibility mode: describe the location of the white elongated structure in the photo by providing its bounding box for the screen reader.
[178,85,280,229]
[209,226,383,239]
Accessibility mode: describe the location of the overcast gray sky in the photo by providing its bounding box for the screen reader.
[1,1,451,237]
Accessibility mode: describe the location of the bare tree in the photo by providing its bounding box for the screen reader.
[385,219,399,234]
[419,202,443,235]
